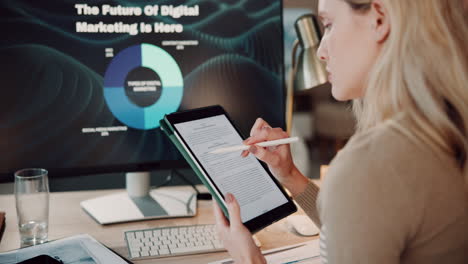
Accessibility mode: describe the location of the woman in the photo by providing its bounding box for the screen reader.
[213,0,468,263]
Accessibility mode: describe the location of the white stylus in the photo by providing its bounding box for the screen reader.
[209,137,300,154]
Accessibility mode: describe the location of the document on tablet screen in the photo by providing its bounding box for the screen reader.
[174,115,288,222]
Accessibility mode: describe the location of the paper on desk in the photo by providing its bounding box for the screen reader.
[0,234,128,264]
[209,239,321,264]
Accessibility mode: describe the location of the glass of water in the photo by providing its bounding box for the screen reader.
[14,168,49,247]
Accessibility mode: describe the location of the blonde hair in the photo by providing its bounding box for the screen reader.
[344,0,468,175]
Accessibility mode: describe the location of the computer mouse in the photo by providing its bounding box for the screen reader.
[286,215,319,237]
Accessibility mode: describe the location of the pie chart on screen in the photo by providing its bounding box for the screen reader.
[103,43,184,130]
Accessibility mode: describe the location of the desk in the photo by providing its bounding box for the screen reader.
[0,186,317,263]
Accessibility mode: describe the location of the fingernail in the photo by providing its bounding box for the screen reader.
[249,146,257,154]
[226,193,233,203]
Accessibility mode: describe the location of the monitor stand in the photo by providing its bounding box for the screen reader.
[80,171,197,225]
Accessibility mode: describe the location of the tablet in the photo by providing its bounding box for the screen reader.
[162,105,296,233]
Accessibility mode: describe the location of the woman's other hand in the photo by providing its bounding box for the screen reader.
[213,193,266,264]
[242,118,309,196]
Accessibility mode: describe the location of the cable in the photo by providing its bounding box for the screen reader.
[153,172,172,189]
[152,170,198,214]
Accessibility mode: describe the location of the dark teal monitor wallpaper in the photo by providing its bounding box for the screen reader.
[0,0,285,180]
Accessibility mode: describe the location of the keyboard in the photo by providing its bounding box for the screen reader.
[125,224,225,260]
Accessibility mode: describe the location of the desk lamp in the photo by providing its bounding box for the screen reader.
[286,14,328,133]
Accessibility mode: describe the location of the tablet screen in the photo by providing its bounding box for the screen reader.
[174,114,288,222]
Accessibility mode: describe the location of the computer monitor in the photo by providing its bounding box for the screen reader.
[0,0,285,223]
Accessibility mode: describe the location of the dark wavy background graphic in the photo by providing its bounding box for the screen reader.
[0,0,284,176]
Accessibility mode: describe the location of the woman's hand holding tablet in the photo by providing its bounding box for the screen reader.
[212,193,267,264]
[161,105,297,233]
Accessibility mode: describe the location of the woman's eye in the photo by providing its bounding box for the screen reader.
[324,23,332,31]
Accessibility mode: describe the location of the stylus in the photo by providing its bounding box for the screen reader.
[210,137,300,154]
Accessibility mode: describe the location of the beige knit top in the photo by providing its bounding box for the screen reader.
[294,116,468,264]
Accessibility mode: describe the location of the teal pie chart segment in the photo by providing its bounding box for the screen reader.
[103,44,184,130]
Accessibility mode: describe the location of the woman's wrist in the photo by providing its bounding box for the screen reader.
[282,166,309,197]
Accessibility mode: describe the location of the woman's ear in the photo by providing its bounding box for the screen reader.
[370,0,390,43]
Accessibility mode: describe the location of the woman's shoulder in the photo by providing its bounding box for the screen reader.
[323,114,461,199]
[345,115,418,153]
[319,116,468,259]
[317,116,432,253]
[332,114,451,173]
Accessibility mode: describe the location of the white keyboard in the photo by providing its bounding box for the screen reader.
[125,224,226,260]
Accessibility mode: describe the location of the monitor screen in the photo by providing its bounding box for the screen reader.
[0,0,285,181]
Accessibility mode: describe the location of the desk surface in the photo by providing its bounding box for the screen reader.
[0,186,316,263]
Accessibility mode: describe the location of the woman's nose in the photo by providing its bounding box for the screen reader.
[316,40,327,62]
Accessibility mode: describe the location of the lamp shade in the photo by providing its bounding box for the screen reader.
[294,14,328,91]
